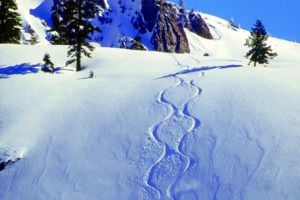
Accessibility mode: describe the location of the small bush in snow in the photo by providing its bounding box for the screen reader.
[42,53,55,72]
[89,70,94,78]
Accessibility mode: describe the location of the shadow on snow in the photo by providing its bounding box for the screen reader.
[0,63,41,79]
[158,64,243,79]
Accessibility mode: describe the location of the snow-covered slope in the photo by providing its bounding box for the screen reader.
[1,2,300,200]
[15,0,52,44]
[15,0,150,48]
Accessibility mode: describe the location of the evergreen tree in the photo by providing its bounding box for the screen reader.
[27,32,39,45]
[130,35,146,50]
[89,70,94,78]
[64,0,101,71]
[229,17,238,29]
[0,0,22,44]
[49,0,68,44]
[42,53,55,72]
[245,20,277,67]
[26,26,39,45]
[179,0,185,9]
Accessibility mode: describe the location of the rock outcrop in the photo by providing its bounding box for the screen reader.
[21,0,214,53]
[141,0,190,53]
[179,10,213,39]
[0,147,21,171]
[46,0,213,54]
[0,158,20,171]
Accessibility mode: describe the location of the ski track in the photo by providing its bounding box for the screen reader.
[142,55,254,199]
[143,55,204,199]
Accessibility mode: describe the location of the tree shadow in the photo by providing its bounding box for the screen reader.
[158,64,243,79]
[0,63,41,79]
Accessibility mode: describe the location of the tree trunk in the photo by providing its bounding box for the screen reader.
[76,30,81,71]
[254,57,257,67]
[76,48,81,71]
[0,2,6,35]
[76,0,83,72]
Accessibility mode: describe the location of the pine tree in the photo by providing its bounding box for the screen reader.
[26,26,39,45]
[64,0,101,72]
[0,0,22,44]
[229,17,238,29]
[42,53,55,72]
[49,0,68,44]
[89,70,94,78]
[179,0,185,9]
[245,20,277,67]
[27,32,39,45]
[130,35,146,50]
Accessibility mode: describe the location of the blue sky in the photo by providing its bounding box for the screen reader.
[169,0,300,43]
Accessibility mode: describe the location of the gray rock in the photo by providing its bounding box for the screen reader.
[187,10,213,39]
[142,0,190,53]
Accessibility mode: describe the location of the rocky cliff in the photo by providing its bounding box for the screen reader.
[141,0,190,53]
[179,8,213,40]
[140,0,213,53]
[25,0,213,54]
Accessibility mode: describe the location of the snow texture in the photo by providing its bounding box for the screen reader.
[1,1,300,200]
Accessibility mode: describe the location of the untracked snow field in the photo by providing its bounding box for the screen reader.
[1,13,300,200]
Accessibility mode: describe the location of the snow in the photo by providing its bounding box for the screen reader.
[16,0,52,44]
[1,1,300,200]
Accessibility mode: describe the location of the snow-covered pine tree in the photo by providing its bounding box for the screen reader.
[229,17,238,29]
[245,20,278,67]
[49,0,68,44]
[0,0,22,44]
[130,35,146,50]
[27,32,39,45]
[179,0,185,9]
[64,0,101,71]
[89,70,94,78]
[26,26,39,45]
[42,53,55,72]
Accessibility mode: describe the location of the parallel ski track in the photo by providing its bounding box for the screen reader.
[143,55,204,199]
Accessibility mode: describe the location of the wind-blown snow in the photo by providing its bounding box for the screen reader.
[1,1,300,200]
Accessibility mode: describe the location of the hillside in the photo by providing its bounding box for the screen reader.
[15,0,213,53]
[1,0,300,200]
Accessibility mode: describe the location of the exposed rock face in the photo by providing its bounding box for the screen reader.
[22,0,214,53]
[141,0,190,53]
[95,0,213,53]
[0,147,21,171]
[0,158,21,171]
[141,0,159,32]
[177,8,213,40]
[187,10,213,39]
